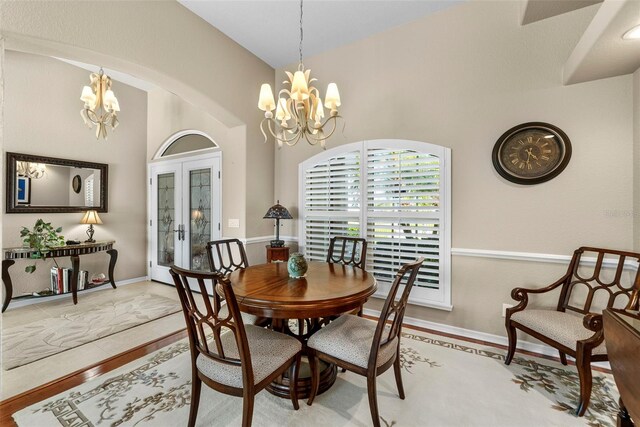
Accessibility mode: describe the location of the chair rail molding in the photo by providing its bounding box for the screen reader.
[452,247,638,270]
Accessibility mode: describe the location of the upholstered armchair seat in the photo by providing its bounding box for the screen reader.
[510,309,606,355]
[197,325,301,388]
[307,314,397,369]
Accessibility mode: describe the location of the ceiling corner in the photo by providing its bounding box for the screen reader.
[521,0,603,26]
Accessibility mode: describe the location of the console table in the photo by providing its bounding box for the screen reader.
[2,240,117,312]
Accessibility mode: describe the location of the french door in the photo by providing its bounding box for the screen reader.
[149,154,221,284]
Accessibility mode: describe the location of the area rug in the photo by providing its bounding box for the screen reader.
[2,294,181,370]
[12,327,618,427]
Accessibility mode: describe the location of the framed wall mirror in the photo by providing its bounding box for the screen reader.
[6,152,108,213]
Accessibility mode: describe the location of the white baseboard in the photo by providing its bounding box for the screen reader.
[364,308,611,369]
[4,276,149,311]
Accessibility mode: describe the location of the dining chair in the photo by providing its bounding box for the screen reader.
[306,257,424,427]
[505,247,640,416]
[170,265,302,427]
[326,236,368,320]
[206,238,249,275]
[326,236,368,269]
[206,238,261,325]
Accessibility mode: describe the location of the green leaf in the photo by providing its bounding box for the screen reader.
[25,265,36,274]
[55,227,63,233]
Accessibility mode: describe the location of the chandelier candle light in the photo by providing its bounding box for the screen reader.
[80,68,120,140]
[16,161,46,179]
[258,0,341,149]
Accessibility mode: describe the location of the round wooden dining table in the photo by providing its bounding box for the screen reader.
[229,261,377,398]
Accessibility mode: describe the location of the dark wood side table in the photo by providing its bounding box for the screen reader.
[604,309,640,427]
[266,245,289,263]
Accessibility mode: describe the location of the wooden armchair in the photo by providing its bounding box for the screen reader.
[505,247,640,416]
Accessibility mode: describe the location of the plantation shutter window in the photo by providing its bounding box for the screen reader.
[303,151,361,261]
[300,140,451,310]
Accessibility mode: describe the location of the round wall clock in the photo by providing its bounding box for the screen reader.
[492,122,572,185]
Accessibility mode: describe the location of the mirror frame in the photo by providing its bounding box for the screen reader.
[5,152,109,213]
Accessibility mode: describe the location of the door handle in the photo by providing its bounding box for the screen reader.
[173,225,184,241]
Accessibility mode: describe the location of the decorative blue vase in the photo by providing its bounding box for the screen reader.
[287,253,308,278]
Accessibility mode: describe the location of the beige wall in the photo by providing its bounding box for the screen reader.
[3,51,148,294]
[29,165,68,206]
[147,89,248,238]
[634,68,640,252]
[0,0,275,240]
[275,1,634,337]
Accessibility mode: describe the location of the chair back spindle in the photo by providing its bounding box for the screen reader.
[206,238,249,276]
[558,247,640,315]
[326,236,368,270]
[170,266,254,386]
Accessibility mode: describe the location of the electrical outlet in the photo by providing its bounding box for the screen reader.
[502,303,514,318]
[228,219,240,228]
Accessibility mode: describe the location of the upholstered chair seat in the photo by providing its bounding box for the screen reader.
[510,309,606,355]
[197,325,302,388]
[307,315,396,368]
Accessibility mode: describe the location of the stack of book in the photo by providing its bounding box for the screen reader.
[49,267,89,294]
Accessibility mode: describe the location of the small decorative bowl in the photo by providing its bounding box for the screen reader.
[91,273,107,284]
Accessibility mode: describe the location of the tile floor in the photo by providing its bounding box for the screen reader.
[0,281,184,400]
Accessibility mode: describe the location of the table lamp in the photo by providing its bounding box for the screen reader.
[80,210,103,243]
[263,200,292,248]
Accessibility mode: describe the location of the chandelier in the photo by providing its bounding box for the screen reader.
[16,161,46,179]
[258,0,341,149]
[80,68,120,140]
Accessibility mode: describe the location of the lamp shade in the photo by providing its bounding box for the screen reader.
[324,83,341,109]
[80,210,103,225]
[263,200,293,220]
[258,84,276,112]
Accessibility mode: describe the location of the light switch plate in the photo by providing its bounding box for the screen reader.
[228,219,240,228]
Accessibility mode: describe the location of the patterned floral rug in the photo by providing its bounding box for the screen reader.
[2,294,181,370]
[13,328,619,426]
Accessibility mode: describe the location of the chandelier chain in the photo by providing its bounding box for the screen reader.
[257,0,342,150]
[299,0,304,66]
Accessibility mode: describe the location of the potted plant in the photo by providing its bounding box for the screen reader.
[20,219,65,273]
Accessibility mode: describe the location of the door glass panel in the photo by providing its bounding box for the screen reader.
[157,173,175,267]
[190,168,211,271]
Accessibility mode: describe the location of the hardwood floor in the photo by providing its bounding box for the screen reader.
[0,317,610,426]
